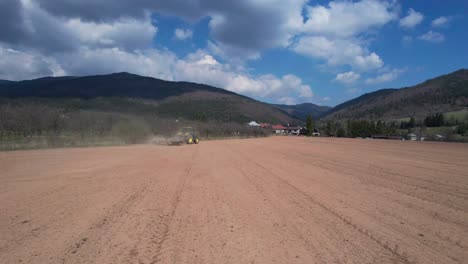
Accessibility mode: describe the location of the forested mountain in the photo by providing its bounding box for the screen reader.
[272,103,331,120]
[0,72,299,124]
[1,69,467,126]
[323,69,468,121]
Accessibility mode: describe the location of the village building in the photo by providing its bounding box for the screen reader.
[312,128,321,136]
[272,124,286,134]
[284,126,302,135]
[408,133,417,141]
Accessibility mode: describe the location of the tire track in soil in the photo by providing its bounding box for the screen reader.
[266,142,468,201]
[242,139,467,264]
[249,142,468,237]
[220,143,329,263]
[224,142,413,264]
[56,149,175,264]
[243,140,468,262]
[253,142,468,213]
[60,183,151,264]
[149,145,199,264]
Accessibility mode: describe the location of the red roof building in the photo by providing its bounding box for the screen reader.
[272,124,286,130]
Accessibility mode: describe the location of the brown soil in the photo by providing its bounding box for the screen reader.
[1,137,467,264]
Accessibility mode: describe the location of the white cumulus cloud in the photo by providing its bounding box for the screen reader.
[174,28,193,40]
[278,97,297,105]
[365,68,405,85]
[292,36,383,71]
[431,16,451,27]
[419,31,445,43]
[399,8,424,29]
[0,46,64,80]
[66,17,157,50]
[303,0,397,37]
[291,0,395,73]
[334,71,361,84]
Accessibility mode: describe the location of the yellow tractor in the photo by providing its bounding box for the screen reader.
[171,127,199,145]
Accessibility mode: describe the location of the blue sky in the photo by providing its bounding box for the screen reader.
[1,0,467,106]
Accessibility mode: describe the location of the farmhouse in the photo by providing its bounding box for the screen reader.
[272,124,286,134]
[284,126,302,135]
[312,128,321,136]
[408,133,417,141]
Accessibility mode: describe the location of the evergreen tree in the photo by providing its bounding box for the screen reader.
[424,113,445,127]
[437,113,445,126]
[400,121,407,129]
[409,117,415,128]
[306,115,313,136]
[325,121,332,136]
[376,120,385,134]
[457,123,467,135]
[337,127,346,137]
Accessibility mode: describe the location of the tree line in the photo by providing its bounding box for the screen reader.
[315,119,397,138]
[424,113,445,127]
[0,103,270,150]
[314,112,467,142]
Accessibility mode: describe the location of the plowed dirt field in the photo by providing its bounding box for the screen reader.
[1,137,467,264]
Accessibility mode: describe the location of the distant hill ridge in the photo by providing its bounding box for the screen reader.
[323,69,468,120]
[1,69,466,124]
[0,72,237,100]
[272,103,331,120]
[0,72,315,124]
